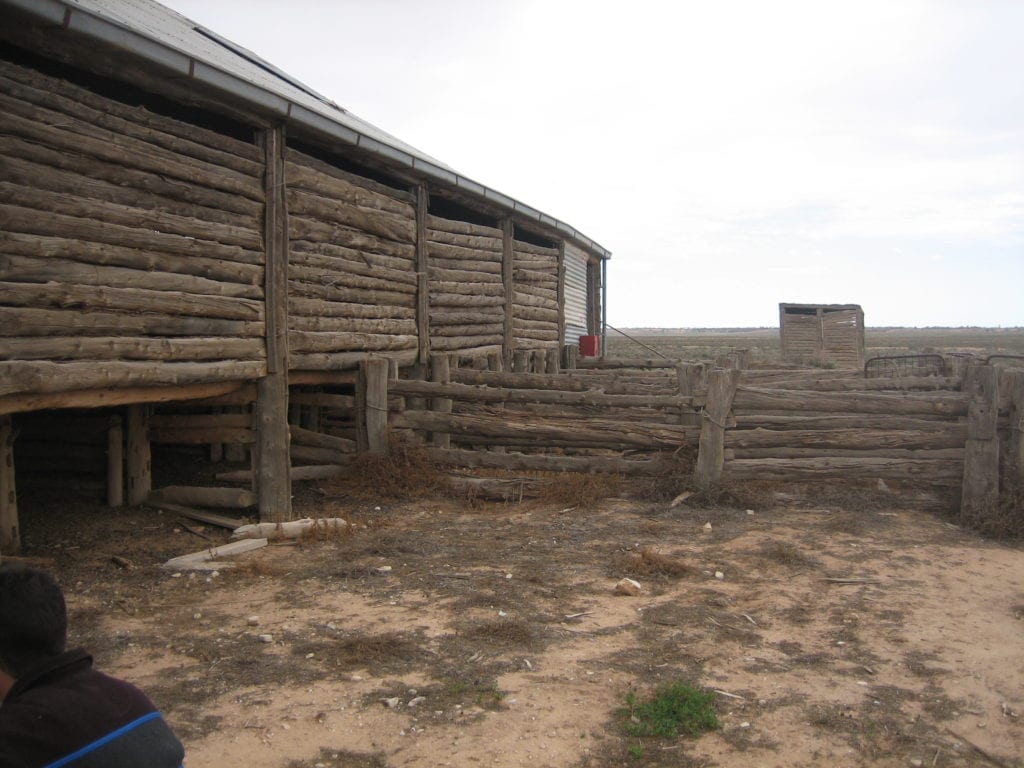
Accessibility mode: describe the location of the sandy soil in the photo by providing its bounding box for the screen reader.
[16,485,1024,768]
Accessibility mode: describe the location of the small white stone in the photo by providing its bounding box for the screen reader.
[739,721,750,728]
[703,522,713,532]
[714,571,725,580]
[746,509,755,515]
[505,573,513,579]
[408,696,427,708]
[376,565,393,573]
[247,616,260,627]
[614,578,643,596]
[305,652,315,659]
[258,634,273,644]
[498,610,507,617]
[193,612,202,620]
[374,506,382,512]
[910,760,923,767]
[383,697,401,708]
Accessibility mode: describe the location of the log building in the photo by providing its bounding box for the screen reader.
[779,303,865,369]
[0,0,609,548]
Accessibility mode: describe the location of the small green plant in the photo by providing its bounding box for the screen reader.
[620,684,719,739]
[627,744,645,760]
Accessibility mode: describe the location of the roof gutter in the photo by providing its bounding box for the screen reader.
[3,0,611,259]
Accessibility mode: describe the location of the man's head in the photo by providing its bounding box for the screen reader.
[0,565,68,683]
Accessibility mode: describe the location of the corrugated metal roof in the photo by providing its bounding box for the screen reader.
[4,0,609,258]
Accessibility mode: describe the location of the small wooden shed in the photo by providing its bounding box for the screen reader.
[0,0,611,550]
[778,303,865,369]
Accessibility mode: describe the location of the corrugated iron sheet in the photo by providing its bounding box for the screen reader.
[563,243,589,344]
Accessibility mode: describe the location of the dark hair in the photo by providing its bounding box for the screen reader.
[0,565,68,678]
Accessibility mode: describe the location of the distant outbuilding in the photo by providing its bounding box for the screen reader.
[778,303,865,368]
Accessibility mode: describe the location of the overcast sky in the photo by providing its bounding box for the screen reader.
[164,0,1023,328]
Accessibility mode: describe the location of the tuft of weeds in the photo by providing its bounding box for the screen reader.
[619,683,719,739]
[612,546,696,579]
[324,436,448,501]
[957,487,1024,539]
[534,472,622,511]
[758,541,820,570]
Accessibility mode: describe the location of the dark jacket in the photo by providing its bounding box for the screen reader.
[0,649,184,768]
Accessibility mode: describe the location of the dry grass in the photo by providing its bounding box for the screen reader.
[758,541,821,570]
[957,487,1024,539]
[533,472,622,511]
[324,436,448,501]
[612,546,697,579]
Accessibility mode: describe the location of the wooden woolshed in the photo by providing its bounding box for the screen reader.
[778,304,865,369]
[0,0,610,551]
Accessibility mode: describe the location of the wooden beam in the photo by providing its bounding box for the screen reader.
[150,486,257,509]
[694,368,740,488]
[360,358,390,454]
[501,218,514,369]
[0,380,251,416]
[430,354,452,449]
[416,184,430,365]
[255,126,291,522]
[125,404,151,505]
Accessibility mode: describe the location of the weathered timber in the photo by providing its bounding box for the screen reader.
[733,387,969,417]
[289,297,415,321]
[217,463,350,483]
[289,238,414,272]
[0,230,262,285]
[431,354,452,449]
[125,405,150,506]
[289,262,416,295]
[429,293,505,308]
[288,249,417,287]
[694,368,740,488]
[391,411,696,450]
[146,501,245,530]
[512,291,557,310]
[961,365,1000,515]
[289,349,418,371]
[577,358,680,370]
[1,155,258,231]
[0,416,18,551]
[451,369,588,391]
[732,447,965,460]
[289,424,356,453]
[150,413,251,430]
[285,151,414,209]
[0,361,266,398]
[291,444,347,464]
[289,331,417,354]
[0,60,261,161]
[289,316,417,335]
[414,185,431,364]
[0,204,261,265]
[357,358,390,454]
[430,257,502,274]
[430,309,505,325]
[0,135,261,218]
[0,382,249,417]
[289,392,355,410]
[288,215,414,260]
[431,335,504,352]
[446,474,541,502]
[746,375,961,392]
[255,127,291,523]
[150,485,257,509]
[389,379,694,409]
[150,427,254,445]
[0,104,262,199]
[424,447,675,476]
[287,188,414,244]
[733,413,959,431]
[428,266,502,284]
[428,229,503,251]
[432,323,505,338]
[726,427,966,450]
[0,276,262,321]
[0,255,260,300]
[0,336,264,362]
[724,457,964,483]
[289,279,416,308]
[426,215,502,238]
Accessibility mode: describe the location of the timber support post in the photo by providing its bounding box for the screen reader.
[107,415,123,508]
[415,185,430,365]
[694,368,740,488]
[961,363,999,515]
[501,218,514,370]
[359,358,390,454]
[1012,371,1024,489]
[563,344,578,370]
[430,354,452,449]
[676,363,707,396]
[0,416,18,553]
[126,404,151,505]
[255,125,291,522]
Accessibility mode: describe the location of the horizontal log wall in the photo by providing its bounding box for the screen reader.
[426,215,505,355]
[0,59,267,396]
[511,240,559,349]
[286,149,418,369]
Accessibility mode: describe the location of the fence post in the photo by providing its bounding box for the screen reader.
[1008,370,1024,491]
[694,368,740,488]
[0,416,18,554]
[961,363,999,515]
[358,358,391,454]
[430,354,452,449]
[563,344,578,370]
[107,415,123,508]
[126,404,151,505]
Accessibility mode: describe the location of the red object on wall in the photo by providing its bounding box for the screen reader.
[579,335,599,357]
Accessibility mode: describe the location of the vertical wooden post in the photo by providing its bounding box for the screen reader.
[415,185,430,365]
[126,404,151,505]
[694,368,740,488]
[0,416,18,553]
[961,364,999,515]
[1009,371,1024,489]
[430,354,452,449]
[531,349,546,375]
[360,358,390,454]
[486,352,503,373]
[107,415,123,508]
[501,217,515,370]
[676,363,707,396]
[563,344,578,370]
[545,347,560,374]
[556,240,566,350]
[513,349,530,374]
[255,125,291,522]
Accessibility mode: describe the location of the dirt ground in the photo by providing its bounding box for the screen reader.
[13,479,1024,768]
